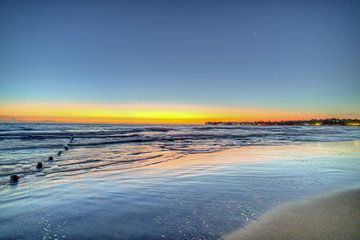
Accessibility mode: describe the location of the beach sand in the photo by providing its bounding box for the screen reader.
[224,187,360,240]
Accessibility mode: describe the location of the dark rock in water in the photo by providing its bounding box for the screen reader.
[57,151,62,156]
[48,156,54,161]
[36,162,43,169]
[10,175,20,183]
[64,146,69,151]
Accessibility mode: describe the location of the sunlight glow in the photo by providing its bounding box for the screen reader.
[0,102,328,124]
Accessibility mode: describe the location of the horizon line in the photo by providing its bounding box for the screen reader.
[1,102,358,125]
[1,117,359,126]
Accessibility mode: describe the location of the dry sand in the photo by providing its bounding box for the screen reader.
[224,187,360,240]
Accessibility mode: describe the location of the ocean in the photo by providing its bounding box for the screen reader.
[1,123,360,239]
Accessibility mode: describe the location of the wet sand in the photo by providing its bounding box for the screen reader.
[1,139,360,239]
[224,187,360,240]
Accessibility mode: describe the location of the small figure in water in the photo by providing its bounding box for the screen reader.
[10,175,20,183]
[70,136,74,143]
[36,162,43,169]
[57,151,62,156]
[48,156,54,161]
[64,146,69,151]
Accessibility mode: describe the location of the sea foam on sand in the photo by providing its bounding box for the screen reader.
[224,187,360,240]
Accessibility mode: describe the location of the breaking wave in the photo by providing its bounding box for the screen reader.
[1,123,360,185]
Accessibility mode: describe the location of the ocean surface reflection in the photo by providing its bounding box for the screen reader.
[1,124,360,239]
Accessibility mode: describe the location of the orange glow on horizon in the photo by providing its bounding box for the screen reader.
[0,102,330,124]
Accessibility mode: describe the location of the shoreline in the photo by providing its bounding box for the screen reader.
[1,137,360,239]
[224,186,360,240]
[2,140,359,188]
[141,140,360,173]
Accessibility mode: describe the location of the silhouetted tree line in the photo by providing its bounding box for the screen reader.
[205,118,360,126]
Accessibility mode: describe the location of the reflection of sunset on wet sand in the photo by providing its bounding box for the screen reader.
[137,141,360,176]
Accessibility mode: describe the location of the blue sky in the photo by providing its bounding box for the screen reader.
[1,0,359,116]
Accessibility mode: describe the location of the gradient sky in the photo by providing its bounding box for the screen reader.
[0,0,359,123]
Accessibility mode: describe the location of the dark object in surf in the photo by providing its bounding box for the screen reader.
[57,151,62,156]
[70,136,74,142]
[36,162,43,169]
[64,146,69,151]
[10,175,20,183]
[48,156,54,161]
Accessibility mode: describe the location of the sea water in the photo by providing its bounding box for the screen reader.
[1,123,360,239]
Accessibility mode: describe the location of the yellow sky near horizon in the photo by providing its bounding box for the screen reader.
[0,102,334,124]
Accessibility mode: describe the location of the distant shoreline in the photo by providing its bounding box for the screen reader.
[206,118,360,126]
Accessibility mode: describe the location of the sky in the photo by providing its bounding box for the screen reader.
[0,0,359,123]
